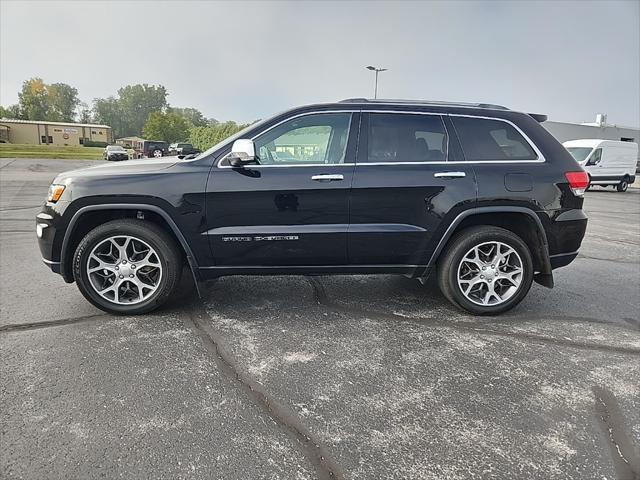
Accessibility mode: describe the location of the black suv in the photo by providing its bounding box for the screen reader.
[36,99,588,315]
[139,140,169,158]
[169,142,201,156]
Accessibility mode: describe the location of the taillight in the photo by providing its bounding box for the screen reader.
[565,171,589,196]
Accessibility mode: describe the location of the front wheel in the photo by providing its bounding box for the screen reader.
[73,219,182,314]
[437,226,534,315]
[152,149,163,158]
[617,176,629,192]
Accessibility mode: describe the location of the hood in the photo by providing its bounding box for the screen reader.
[53,157,180,184]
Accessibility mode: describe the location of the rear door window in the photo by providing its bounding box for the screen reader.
[451,117,538,161]
[365,113,448,163]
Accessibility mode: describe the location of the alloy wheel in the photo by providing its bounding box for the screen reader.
[86,235,163,305]
[456,241,523,306]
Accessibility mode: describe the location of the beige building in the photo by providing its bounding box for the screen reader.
[0,118,113,146]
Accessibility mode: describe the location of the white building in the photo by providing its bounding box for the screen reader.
[543,114,639,163]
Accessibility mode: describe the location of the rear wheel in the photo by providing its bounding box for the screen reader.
[152,149,163,158]
[73,219,182,314]
[617,176,629,192]
[437,226,534,315]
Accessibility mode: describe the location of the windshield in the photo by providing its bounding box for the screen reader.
[566,147,593,163]
[193,119,268,160]
[107,145,125,151]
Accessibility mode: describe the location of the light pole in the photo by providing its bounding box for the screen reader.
[366,65,388,99]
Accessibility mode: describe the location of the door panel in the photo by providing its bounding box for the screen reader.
[205,112,358,267]
[349,113,476,266]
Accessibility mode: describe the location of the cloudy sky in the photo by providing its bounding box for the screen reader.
[1,0,639,126]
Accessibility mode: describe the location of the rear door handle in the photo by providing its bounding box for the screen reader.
[311,174,344,182]
[434,171,466,178]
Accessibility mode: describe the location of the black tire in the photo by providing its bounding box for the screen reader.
[73,219,182,315]
[617,176,629,192]
[437,226,534,315]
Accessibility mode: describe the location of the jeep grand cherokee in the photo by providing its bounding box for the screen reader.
[36,99,588,315]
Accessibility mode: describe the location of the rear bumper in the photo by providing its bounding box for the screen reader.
[544,209,588,266]
[549,251,579,269]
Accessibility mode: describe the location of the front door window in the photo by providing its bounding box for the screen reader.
[254,113,351,165]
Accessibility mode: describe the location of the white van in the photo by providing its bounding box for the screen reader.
[563,139,638,192]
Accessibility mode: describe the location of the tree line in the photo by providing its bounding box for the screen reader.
[0,78,252,149]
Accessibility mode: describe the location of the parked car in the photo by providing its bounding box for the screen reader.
[103,145,129,161]
[37,98,588,316]
[138,140,169,158]
[169,143,201,156]
[564,139,638,192]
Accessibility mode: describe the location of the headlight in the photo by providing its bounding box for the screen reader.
[47,184,66,203]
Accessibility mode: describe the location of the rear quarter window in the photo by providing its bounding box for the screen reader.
[452,117,538,161]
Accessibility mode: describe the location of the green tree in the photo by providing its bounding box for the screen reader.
[76,101,93,123]
[168,107,209,127]
[117,84,168,137]
[0,104,22,119]
[47,83,79,122]
[188,121,249,151]
[143,111,190,143]
[18,78,49,120]
[93,96,124,138]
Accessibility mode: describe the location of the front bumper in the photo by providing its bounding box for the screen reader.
[36,203,69,279]
[42,257,62,274]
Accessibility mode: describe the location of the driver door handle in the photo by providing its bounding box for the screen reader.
[434,171,466,178]
[311,174,344,182]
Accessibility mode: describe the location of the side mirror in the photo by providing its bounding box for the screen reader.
[227,139,256,167]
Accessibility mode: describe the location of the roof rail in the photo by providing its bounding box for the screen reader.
[338,98,510,110]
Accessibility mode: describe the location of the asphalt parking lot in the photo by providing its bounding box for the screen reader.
[1,158,639,480]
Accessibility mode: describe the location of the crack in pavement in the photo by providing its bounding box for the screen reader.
[306,277,640,356]
[185,300,345,480]
[0,314,107,333]
[476,314,640,333]
[0,229,35,234]
[0,159,18,170]
[578,253,640,266]
[592,386,640,480]
[0,204,42,212]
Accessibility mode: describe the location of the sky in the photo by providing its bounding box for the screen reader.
[1,0,639,126]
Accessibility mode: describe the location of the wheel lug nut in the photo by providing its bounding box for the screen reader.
[129,274,134,278]
[119,275,124,279]
[491,265,495,268]
[480,275,484,279]
[115,266,119,270]
[122,260,127,264]
[482,266,486,270]
[131,264,136,269]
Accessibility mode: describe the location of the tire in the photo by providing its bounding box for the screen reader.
[437,226,534,315]
[73,219,182,315]
[617,176,629,192]
[152,149,163,158]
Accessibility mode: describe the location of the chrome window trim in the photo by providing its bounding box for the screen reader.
[364,110,450,163]
[448,113,545,164]
[217,110,357,169]
[216,109,546,169]
[360,110,544,165]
